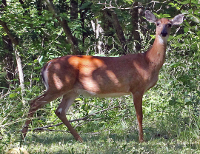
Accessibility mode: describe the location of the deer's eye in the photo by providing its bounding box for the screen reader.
[168,23,172,27]
[156,22,160,26]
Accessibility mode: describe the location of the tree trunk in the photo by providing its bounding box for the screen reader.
[0,20,25,105]
[70,0,78,20]
[131,2,141,52]
[2,35,16,82]
[110,10,127,54]
[80,0,85,53]
[14,47,25,104]
[91,19,104,54]
[36,0,43,16]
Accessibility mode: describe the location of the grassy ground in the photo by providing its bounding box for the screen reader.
[4,124,199,154]
[21,131,200,154]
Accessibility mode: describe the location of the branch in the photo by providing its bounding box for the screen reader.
[29,105,120,132]
[44,0,80,55]
[0,21,19,45]
[97,2,132,10]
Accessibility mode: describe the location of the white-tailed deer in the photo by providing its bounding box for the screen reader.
[22,10,184,142]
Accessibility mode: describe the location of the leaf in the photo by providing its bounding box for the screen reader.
[75,98,82,101]
[189,14,200,23]
[184,27,189,33]
[79,2,93,10]
[169,97,180,105]
[38,56,43,64]
[185,101,193,105]
[34,59,38,63]
[9,93,18,98]
[169,62,181,68]
[33,77,40,81]
[169,2,175,7]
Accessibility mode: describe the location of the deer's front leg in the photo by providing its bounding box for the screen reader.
[133,92,144,142]
[55,92,83,142]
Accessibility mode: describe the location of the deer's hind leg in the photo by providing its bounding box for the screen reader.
[22,90,63,139]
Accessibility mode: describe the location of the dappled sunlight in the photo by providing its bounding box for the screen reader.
[52,73,64,90]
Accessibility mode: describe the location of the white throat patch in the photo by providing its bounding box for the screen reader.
[158,35,169,44]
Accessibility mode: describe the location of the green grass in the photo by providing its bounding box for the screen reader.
[3,113,200,154]
[14,130,200,154]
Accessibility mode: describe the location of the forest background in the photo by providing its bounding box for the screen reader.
[0,0,200,153]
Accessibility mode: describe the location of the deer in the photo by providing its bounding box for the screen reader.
[22,10,184,142]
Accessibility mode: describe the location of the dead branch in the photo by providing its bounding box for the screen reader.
[29,105,120,132]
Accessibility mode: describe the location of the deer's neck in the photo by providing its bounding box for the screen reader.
[145,35,168,71]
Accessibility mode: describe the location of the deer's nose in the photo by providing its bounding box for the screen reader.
[161,26,168,37]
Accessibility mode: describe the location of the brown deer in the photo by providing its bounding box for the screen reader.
[22,10,184,142]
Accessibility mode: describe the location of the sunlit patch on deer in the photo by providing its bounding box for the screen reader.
[53,73,64,90]
[106,70,121,86]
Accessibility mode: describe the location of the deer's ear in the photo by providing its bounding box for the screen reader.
[145,10,157,23]
[170,14,184,25]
